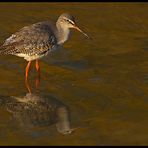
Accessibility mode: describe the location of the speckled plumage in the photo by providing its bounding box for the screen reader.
[0,21,58,61]
[0,13,89,63]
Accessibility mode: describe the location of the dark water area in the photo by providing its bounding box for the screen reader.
[0,2,147,146]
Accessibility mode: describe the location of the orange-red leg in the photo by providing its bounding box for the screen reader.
[35,60,40,73]
[25,61,32,80]
[35,60,40,89]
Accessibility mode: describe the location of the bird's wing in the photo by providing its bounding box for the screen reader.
[0,21,57,55]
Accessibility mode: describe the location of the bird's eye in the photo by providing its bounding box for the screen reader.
[65,19,74,25]
[66,19,71,23]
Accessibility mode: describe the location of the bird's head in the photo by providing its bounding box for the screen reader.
[58,13,90,39]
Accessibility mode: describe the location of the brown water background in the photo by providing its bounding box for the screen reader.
[0,2,148,146]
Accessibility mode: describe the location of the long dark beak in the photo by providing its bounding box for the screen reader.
[73,24,91,39]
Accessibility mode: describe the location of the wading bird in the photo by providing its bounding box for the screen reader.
[0,13,90,81]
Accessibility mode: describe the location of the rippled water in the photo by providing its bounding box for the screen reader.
[0,2,148,146]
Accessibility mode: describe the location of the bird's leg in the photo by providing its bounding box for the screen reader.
[35,59,40,74]
[25,61,32,80]
[35,60,40,89]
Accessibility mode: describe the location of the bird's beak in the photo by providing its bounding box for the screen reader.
[73,24,91,39]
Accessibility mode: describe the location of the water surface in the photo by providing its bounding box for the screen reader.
[0,2,148,146]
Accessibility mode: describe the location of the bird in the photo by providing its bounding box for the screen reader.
[0,13,90,81]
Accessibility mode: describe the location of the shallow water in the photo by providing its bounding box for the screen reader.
[0,2,148,146]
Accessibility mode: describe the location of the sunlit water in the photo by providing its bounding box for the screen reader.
[0,2,148,146]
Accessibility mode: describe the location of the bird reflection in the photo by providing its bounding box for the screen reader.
[25,69,40,93]
[0,79,76,135]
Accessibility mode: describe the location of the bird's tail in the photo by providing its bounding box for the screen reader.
[0,45,11,55]
[0,43,18,55]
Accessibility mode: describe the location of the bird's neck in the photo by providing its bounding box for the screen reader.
[56,23,70,45]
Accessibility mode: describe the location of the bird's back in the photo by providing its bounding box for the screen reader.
[0,21,58,57]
